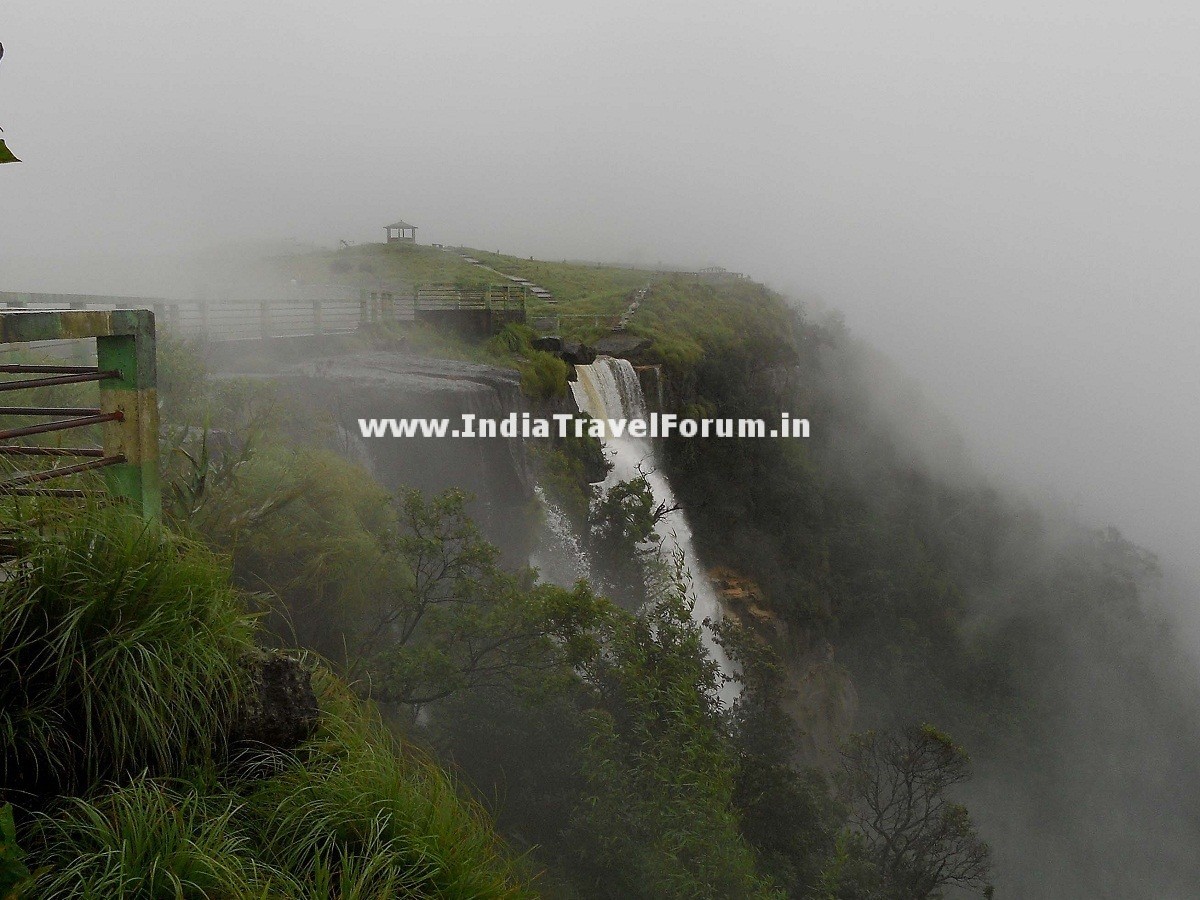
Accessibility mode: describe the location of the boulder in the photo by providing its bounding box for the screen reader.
[230,650,319,751]
[590,333,652,361]
[561,342,596,365]
[531,336,563,352]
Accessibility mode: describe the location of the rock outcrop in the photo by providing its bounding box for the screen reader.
[590,333,652,362]
[230,650,319,751]
[277,352,537,562]
[711,566,858,769]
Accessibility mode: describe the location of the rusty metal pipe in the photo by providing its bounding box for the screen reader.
[0,412,122,441]
[0,455,126,489]
[0,364,106,374]
[0,446,106,457]
[0,371,120,391]
[0,406,102,416]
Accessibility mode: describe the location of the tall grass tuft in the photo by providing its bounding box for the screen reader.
[240,671,531,899]
[28,776,281,898]
[21,675,534,899]
[0,503,257,799]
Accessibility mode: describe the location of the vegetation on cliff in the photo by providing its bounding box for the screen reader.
[338,243,1198,894]
[0,502,531,898]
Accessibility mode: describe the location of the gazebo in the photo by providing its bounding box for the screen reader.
[385,220,417,244]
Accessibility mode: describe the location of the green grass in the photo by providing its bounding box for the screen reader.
[625,277,797,370]
[0,503,256,799]
[0,497,532,897]
[239,671,531,899]
[280,241,796,363]
[465,251,652,305]
[461,251,795,361]
[24,674,532,899]
[287,243,492,292]
[29,776,272,897]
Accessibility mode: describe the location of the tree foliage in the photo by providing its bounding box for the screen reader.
[837,725,992,899]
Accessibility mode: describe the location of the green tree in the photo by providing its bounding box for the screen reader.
[353,488,608,709]
[717,620,845,897]
[589,472,674,606]
[566,587,779,898]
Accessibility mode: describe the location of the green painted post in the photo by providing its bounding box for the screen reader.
[96,309,160,519]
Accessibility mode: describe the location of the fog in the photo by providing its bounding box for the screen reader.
[6,2,1197,585]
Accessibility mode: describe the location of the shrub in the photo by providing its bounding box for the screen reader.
[519,351,569,402]
[23,675,533,899]
[485,322,535,356]
[0,804,31,896]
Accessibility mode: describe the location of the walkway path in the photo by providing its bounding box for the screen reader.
[456,252,557,303]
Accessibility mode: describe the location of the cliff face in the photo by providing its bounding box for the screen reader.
[280,347,856,764]
[711,566,857,769]
[278,352,538,562]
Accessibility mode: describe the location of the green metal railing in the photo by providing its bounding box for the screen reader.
[0,309,160,518]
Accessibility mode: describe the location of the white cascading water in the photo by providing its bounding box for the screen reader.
[530,484,593,588]
[570,357,738,695]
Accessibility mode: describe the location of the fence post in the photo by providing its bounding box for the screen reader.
[413,286,420,318]
[69,301,91,364]
[96,309,160,519]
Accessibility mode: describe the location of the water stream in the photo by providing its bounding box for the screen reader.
[570,357,737,693]
[530,484,593,588]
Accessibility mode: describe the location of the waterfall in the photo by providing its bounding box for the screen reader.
[571,357,737,695]
[530,484,593,588]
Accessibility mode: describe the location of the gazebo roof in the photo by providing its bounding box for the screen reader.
[387,220,416,230]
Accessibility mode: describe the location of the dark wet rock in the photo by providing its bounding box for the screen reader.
[275,352,537,564]
[532,336,563,352]
[561,342,596,365]
[230,650,318,750]
[590,333,651,361]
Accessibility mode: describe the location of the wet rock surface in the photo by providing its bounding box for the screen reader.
[230,650,319,751]
[711,566,858,769]
[276,352,538,562]
[590,333,652,361]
